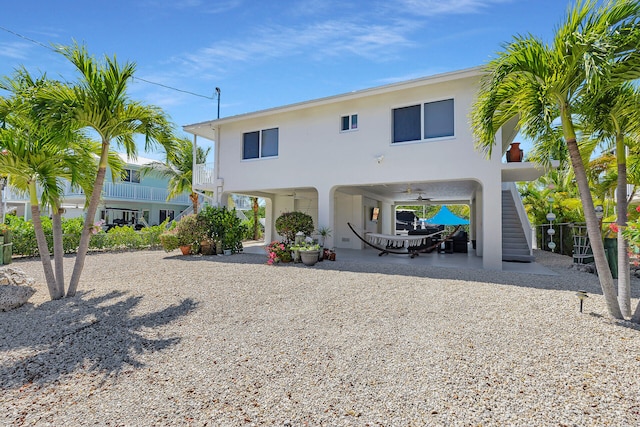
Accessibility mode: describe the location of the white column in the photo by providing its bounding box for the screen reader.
[316,185,335,249]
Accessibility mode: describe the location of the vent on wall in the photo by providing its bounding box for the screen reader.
[341,237,350,242]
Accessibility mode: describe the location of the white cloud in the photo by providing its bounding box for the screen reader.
[178,17,416,75]
[0,41,33,60]
[397,0,511,16]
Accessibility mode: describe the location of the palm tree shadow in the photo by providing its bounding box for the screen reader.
[0,290,197,389]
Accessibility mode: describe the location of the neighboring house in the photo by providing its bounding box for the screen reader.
[5,154,190,228]
[184,67,556,270]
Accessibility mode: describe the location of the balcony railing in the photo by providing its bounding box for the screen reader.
[194,163,215,187]
[6,182,190,205]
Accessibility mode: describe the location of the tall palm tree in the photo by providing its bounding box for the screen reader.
[579,83,640,317]
[472,0,640,320]
[0,69,98,299]
[39,43,176,297]
[141,136,210,214]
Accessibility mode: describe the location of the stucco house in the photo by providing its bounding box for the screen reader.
[5,154,190,228]
[184,67,554,270]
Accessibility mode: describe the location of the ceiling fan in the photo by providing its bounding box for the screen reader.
[413,193,432,202]
[395,184,424,195]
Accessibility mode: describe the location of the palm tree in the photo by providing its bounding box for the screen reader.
[141,136,210,215]
[39,43,176,297]
[472,0,640,320]
[578,84,640,317]
[0,69,98,299]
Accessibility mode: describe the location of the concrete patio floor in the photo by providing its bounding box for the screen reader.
[243,242,558,276]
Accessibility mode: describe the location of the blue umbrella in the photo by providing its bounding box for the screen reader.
[425,206,469,225]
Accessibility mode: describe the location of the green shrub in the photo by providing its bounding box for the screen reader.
[159,231,180,252]
[139,223,165,249]
[6,215,41,256]
[241,218,263,240]
[106,225,143,249]
[198,206,246,253]
[275,211,314,244]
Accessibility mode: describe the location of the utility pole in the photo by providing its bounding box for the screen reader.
[215,87,221,119]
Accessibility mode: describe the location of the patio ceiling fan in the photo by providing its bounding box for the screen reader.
[412,193,432,202]
[395,184,424,195]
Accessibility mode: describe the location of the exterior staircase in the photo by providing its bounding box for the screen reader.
[502,189,534,262]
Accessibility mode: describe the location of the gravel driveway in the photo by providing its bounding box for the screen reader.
[1,249,639,426]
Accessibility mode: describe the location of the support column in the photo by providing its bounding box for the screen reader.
[481,181,503,270]
[316,186,335,249]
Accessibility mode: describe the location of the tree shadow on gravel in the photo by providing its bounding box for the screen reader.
[0,290,197,389]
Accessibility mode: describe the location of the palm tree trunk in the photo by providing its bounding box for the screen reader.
[616,137,631,317]
[51,205,65,299]
[566,137,623,319]
[252,197,259,240]
[29,197,58,299]
[67,144,109,297]
[190,192,199,215]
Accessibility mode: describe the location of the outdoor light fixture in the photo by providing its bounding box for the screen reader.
[546,212,556,252]
[376,155,384,164]
[576,290,589,313]
[595,205,604,220]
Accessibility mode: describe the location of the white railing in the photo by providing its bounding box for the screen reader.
[194,163,215,186]
[7,182,190,205]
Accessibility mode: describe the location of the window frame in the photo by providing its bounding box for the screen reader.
[242,127,279,160]
[391,98,455,144]
[340,113,358,132]
[121,168,141,183]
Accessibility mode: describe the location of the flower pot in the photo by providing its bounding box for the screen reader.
[179,245,191,255]
[506,142,523,162]
[300,250,320,266]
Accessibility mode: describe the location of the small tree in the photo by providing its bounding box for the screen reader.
[275,211,314,244]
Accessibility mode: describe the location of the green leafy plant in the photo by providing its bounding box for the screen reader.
[197,206,246,253]
[106,225,143,249]
[275,211,314,244]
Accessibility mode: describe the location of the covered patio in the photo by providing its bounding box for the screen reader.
[242,242,558,276]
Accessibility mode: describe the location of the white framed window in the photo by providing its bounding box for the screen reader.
[121,168,141,183]
[340,114,358,132]
[392,99,454,143]
[243,127,279,159]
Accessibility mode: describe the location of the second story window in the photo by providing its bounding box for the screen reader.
[341,114,358,131]
[392,99,454,143]
[122,168,140,183]
[243,127,279,160]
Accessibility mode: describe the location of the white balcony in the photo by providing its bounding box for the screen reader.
[6,182,190,205]
[194,163,216,190]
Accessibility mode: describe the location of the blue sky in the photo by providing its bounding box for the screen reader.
[1,0,573,160]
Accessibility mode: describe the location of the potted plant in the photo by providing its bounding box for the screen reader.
[316,226,332,261]
[173,214,203,255]
[298,242,321,266]
[265,240,292,265]
[275,211,314,244]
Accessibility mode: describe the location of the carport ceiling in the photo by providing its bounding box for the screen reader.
[258,180,479,204]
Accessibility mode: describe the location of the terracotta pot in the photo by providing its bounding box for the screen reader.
[506,142,523,162]
[179,245,191,255]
